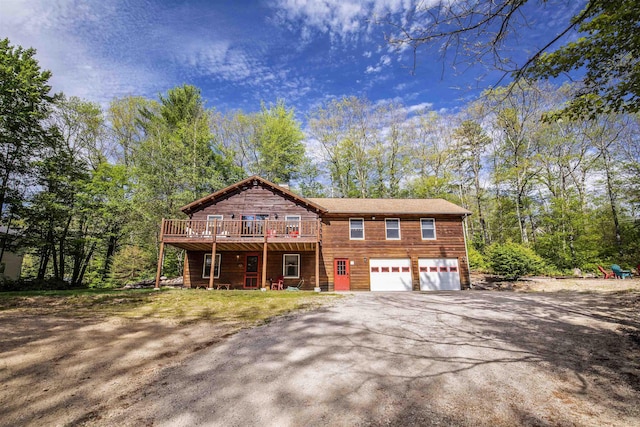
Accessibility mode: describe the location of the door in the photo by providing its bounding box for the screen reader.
[241,214,269,237]
[369,259,412,291]
[334,258,350,291]
[243,253,261,289]
[419,258,461,291]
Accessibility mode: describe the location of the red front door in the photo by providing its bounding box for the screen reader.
[244,253,261,289]
[334,258,350,291]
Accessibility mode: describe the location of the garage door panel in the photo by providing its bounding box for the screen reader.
[419,258,461,291]
[370,259,412,291]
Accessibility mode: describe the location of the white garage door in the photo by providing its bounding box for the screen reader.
[369,258,412,291]
[419,258,461,291]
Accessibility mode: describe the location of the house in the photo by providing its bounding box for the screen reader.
[0,226,23,281]
[155,176,472,291]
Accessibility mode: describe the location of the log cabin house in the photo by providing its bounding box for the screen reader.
[155,175,472,291]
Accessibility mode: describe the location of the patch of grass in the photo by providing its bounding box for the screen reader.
[0,288,339,324]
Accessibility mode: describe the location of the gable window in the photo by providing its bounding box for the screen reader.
[421,218,436,240]
[206,214,223,235]
[202,253,221,278]
[283,254,300,278]
[385,218,401,240]
[349,218,364,240]
[285,215,301,236]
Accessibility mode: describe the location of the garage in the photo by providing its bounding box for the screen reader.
[369,258,412,291]
[419,258,461,291]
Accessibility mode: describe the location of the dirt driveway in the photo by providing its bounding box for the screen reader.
[93,291,639,427]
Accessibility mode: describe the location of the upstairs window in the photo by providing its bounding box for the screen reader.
[349,218,364,240]
[285,215,301,236]
[421,218,436,240]
[385,218,401,240]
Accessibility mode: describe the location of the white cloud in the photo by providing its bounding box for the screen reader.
[271,0,417,43]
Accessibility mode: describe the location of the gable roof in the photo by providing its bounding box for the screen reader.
[308,198,472,216]
[180,175,328,215]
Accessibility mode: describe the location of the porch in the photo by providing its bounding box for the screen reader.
[155,219,322,290]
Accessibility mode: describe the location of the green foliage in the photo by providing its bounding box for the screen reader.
[527,0,640,119]
[486,242,544,280]
[109,245,155,286]
[467,246,488,272]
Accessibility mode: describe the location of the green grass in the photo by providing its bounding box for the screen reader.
[0,288,339,323]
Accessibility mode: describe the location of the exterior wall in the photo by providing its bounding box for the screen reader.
[319,215,470,291]
[190,184,319,222]
[0,251,23,281]
[185,250,317,290]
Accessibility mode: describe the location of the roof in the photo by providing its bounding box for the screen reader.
[180,175,328,215]
[308,198,472,216]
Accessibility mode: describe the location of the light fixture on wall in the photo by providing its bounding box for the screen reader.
[231,213,235,219]
[274,213,279,219]
[363,257,367,262]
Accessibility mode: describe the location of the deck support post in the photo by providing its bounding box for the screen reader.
[262,244,268,289]
[207,241,217,290]
[208,221,217,290]
[315,242,321,292]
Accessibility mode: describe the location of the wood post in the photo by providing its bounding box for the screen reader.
[262,243,268,289]
[315,241,320,292]
[208,241,217,289]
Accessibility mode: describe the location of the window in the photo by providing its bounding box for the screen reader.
[349,218,364,240]
[206,214,223,235]
[202,253,221,278]
[283,254,300,278]
[421,218,436,240]
[385,218,401,240]
[285,215,301,235]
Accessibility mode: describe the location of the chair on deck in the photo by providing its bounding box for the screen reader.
[271,275,284,291]
[286,279,304,291]
[611,264,632,279]
[597,265,615,279]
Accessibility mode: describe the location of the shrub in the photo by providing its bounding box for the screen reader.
[467,245,488,272]
[486,242,544,280]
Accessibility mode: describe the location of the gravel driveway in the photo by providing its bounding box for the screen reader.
[103,291,639,427]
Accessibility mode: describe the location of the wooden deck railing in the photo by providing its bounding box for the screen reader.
[162,219,318,240]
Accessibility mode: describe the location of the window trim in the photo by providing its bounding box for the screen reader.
[206,214,223,235]
[420,218,436,240]
[385,218,401,240]
[349,218,365,240]
[283,253,300,279]
[285,215,301,235]
[202,253,221,278]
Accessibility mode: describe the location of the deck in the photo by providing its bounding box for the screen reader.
[161,219,320,251]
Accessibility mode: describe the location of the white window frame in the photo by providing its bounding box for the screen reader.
[349,218,365,240]
[283,254,300,279]
[285,215,301,234]
[385,218,401,240]
[202,253,221,278]
[420,218,436,240]
[206,214,224,235]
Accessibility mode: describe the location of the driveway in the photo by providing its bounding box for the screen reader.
[103,292,639,426]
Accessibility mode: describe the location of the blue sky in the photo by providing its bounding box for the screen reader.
[1,0,583,119]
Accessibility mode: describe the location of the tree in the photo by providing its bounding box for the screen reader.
[0,38,57,265]
[384,0,640,118]
[251,100,305,183]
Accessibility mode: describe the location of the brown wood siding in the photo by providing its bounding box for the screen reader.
[190,185,319,222]
[319,215,470,291]
[185,249,316,290]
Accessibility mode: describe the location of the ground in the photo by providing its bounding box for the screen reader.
[1,277,639,426]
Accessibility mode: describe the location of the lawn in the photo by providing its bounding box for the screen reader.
[0,288,339,323]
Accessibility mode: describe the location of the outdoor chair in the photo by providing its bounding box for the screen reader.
[611,264,632,279]
[271,277,284,291]
[597,265,615,279]
[286,278,304,291]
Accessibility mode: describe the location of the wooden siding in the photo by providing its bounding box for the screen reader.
[190,184,319,221]
[185,249,317,290]
[319,215,470,291]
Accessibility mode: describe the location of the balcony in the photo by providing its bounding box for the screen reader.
[161,219,320,251]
